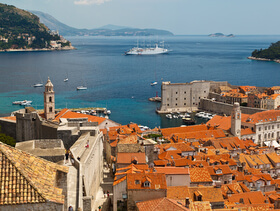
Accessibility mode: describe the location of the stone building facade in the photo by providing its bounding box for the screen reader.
[158,80,211,113]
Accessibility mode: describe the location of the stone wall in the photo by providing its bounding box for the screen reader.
[0,202,63,211]
[56,170,68,211]
[35,139,61,148]
[200,99,266,116]
[83,196,92,211]
[0,118,16,139]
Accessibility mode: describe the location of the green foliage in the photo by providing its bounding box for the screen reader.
[252,41,280,60]
[0,3,65,50]
[0,126,16,147]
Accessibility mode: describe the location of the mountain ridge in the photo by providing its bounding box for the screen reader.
[30,10,174,37]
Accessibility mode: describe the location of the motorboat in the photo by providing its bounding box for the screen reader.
[77,86,87,90]
[64,78,68,82]
[166,114,172,119]
[33,83,43,87]
[182,117,195,125]
[151,81,158,86]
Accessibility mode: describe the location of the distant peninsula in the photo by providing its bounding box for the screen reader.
[31,10,174,37]
[208,33,235,37]
[0,3,74,51]
[249,41,280,63]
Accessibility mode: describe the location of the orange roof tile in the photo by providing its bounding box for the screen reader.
[188,186,224,202]
[0,116,16,122]
[206,165,232,176]
[126,172,167,190]
[154,167,190,175]
[136,197,189,211]
[54,109,106,124]
[161,125,208,137]
[189,167,212,183]
[117,152,146,164]
[227,191,266,205]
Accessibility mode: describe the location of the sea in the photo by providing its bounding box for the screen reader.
[1,35,280,128]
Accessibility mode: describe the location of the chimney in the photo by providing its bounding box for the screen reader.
[185,197,190,208]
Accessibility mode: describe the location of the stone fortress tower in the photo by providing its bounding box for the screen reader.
[231,102,241,139]
[44,77,55,120]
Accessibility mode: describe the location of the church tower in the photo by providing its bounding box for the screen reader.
[231,102,241,139]
[44,77,55,120]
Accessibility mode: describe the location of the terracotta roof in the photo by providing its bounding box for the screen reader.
[221,182,250,196]
[241,128,254,136]
[153,160,168,166]
[0,142,68,205]
[266,152,280,164]
[113,175,127,186]
[189,167,212,183]
[0,116,16,122]
[126,172,167,190]
[161,125,208,137]
[206,165,232,176]
[158,150,181,161]
[188,186,224,202]
[167,186,190,200]
[227,191,266,205]
[136,197,189,211]
[117,152,146,164]
[54,108,106,124]
[267,93,280,100]
[118,135,138,144]
[239,86,257,93]
[158,143,195,153]
[154,167,190,175]
[245,109,280,124]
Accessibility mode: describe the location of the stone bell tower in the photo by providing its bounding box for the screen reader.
[231,102,241,139]
[44,77,55,120]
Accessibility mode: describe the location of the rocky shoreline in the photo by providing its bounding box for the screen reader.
[248,56,280,63]
[0,46,76,52]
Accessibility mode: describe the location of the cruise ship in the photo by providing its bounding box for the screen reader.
[125,43,169,55]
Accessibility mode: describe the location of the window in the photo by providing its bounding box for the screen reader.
[135,180,140,184]
[49,96,52,102]
[167,98,169,101]
[259,127,261,131]
[143,181,150,187]
[272,125,274,129]
[176,92,178,94]
[184,98,186,100]
[272,133,274,138]
[176,98,178,101]
[49,107,52,112]
[184,91,186,94]
[167,104,169,106]
[265,126,267,130]
[269,126,271,130]
[175,103,177,106]
[265,134,267,139]
[184,103,186,105]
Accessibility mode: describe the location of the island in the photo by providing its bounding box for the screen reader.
[208,33,235,37]
[249,41,280,63]
[0,3,74,51]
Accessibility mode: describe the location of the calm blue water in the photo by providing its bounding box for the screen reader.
[1,35,280,128]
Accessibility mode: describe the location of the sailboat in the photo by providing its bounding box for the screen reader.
[64,72,68,82]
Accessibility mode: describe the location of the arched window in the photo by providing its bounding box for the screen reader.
[49,97,52,102]
[49,107,53,112]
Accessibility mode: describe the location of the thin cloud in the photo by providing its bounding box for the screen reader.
[74,0,111,5]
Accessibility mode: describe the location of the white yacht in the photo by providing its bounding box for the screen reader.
[77,86,87,90]
[33,83,43,87]
[125,42,169,55]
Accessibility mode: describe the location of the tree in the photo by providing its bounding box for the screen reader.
[0,126,16,147]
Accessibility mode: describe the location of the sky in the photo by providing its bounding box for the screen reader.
[2,0,280,35]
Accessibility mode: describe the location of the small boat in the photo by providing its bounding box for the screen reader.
[166,114,172,119]
[33,83,43,87]
[77,86,87,90]
[151,81,158,86]
[104,110,111,115]
[182,117,195,125]
[64,78,68,82]
[13,101,23,105]
[20,100,32,106]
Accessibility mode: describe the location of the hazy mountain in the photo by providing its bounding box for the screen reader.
[31,10,174,36]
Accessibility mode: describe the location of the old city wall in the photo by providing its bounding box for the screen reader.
[0,202,63,211]
[200,99,266,116]
[0,118,16,139]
